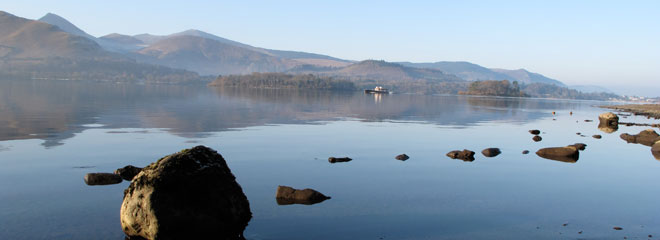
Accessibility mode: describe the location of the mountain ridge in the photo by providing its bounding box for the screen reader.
[399,61,565,86]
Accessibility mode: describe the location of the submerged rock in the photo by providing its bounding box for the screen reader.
[620,129,660,146]
[114,165,142,181]
[395,154,410,161]
[275,186,331,205]
[598,112,619,133]
[446,149,475,162]
[328,157,352,163]
[84,173,122,185]
[536,146,579,163]
[481,148,501,157]
[120,146,251,240]
[529,130,541,135]
[533,136,543,142]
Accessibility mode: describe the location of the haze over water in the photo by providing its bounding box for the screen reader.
[1,80,659,239]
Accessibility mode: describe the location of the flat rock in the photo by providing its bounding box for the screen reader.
[395,154,409,161]
[84,173,122,186]
[529,130,541,135]
[120,146,251,240]
[114,165,142,181]
[328,157,352,163]
[536,146,579,163]
[533,136,543,142]
[481,148,501,157]
[275,185,330,205]
[620,129,660,146]
[446,149,475,162]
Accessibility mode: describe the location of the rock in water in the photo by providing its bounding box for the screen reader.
[481,148,501,157]
[522,150,530,154]
[114,165,142,181]
[652,141,660,160]
[536,146,580,163]
[120,146,251,240]
[593,135,602,139]
[529,130,541,135]
[533,136,543,142]
[395,154,410,161]
[570,143,587,151]
[620,129,660,146]
[328,157,352,163]
[84,173,122,185]
[598,112,619,133]
[275,186,331,205]
[446,149,476,162]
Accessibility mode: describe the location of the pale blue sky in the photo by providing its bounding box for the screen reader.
[2,0,659,95]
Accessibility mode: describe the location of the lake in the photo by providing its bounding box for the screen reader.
[1,79,659,240]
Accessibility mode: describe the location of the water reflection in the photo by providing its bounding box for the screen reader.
[598,122,618,133]
[0,80,587,148]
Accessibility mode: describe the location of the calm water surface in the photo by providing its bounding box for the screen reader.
[1,80,659,239]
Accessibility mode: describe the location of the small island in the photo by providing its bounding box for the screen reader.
[459,80,527,97]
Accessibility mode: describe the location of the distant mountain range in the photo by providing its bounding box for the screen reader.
[398,61,565,86]
[0,11,201,83]
[294,60,463,83]
[1,10,612,94]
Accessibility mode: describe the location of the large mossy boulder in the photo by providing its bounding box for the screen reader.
[120,146,252,240]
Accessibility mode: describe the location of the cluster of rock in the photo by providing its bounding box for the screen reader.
[446,148,502,161]
[529,129,542,142]
[91,110,659,239]
[619,129,660,160]
[83,165,143,186]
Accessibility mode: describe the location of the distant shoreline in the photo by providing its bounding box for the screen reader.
[601,104,660,119]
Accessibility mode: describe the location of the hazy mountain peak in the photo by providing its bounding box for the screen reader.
[100,33,144,45]
[0,11,104,58]
[490,68,564,86]
[38,12,95,39]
